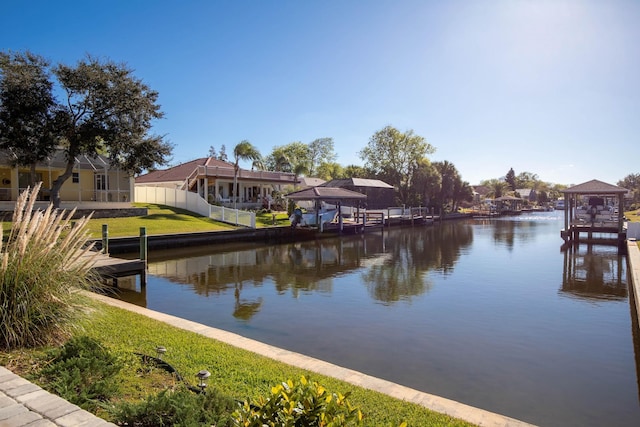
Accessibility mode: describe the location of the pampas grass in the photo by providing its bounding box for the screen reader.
[0,183,100,350]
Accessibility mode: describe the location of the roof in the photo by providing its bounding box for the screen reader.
[136,158,211,183]
[494,195,522,201]
[135,157,296,185]
[0,148,116,172]
[298,177,326,187]
[285,186,368,201]
[562,179,628,195]
[320,178,394,189]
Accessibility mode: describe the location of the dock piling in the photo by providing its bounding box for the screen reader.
[140,227,148,287]
[102,224,109,254]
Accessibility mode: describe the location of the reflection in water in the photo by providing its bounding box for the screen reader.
[561,244,627,301]
[142,222,474,312]
[363,221,473,303]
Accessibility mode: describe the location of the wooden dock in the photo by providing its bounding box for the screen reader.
[561,222,627,248]
[89,252,147,286]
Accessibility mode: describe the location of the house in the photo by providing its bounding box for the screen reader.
[472,185,490,204]
[135,157,298,209]
[516,188,537,202]
[0,149,133,205]
[319,178,395,209]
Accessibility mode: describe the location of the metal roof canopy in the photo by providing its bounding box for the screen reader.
[562,179,628,195]
[285,186,367,201]
[320,178,394,189]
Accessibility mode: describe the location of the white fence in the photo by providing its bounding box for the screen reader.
[135,186,256,228]
[628,222,640,240]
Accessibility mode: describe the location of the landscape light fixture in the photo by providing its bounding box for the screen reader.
[196,369,211,392]
[155,346,167,360]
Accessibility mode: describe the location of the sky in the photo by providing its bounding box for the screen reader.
[2,0,638,186]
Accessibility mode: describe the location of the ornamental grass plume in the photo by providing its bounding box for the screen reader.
[0,183,100,350]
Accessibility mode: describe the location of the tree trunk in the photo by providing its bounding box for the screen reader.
[50,159,75,209]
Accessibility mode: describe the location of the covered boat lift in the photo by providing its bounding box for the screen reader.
[285,186,367,233]
[560,179,628,248]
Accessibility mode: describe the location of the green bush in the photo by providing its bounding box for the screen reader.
[233,376,363,427]
[0,184,100,349]
[110,385,237,427]
[39,335,122,411]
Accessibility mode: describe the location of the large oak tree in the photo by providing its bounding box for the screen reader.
[0,51,172,207]
[51,56,172,207]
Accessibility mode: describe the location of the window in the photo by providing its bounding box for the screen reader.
[95,174,109,190]
[72,172,79,183]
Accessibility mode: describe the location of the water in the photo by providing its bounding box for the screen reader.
[116,212,640,426]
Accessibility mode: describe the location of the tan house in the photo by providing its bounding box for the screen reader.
[0,149,133,206]
[135,157,298,209]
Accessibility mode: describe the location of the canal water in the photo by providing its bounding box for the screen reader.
[116,211,640,427]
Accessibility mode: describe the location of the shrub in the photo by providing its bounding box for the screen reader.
[110,385,237,427]
[0,183,100,349]
[232,376,363,427]
[39,335,122,411]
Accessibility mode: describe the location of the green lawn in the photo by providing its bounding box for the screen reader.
[87,204,292,237]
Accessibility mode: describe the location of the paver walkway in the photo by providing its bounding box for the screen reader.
[0,366,115,426]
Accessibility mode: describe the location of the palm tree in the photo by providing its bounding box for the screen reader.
[232,140,261,209]
[292,163,308,189]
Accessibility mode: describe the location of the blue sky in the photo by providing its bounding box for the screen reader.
[2,0,638,186]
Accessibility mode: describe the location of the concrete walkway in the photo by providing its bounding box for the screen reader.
[0,366,115,427]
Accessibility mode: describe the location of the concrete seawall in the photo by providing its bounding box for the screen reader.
[627,241,640,329]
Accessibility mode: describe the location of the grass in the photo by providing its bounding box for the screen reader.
[84,204,237,238]
[625,210,640,222]
[0,301,474,426]
[85,205,293,237]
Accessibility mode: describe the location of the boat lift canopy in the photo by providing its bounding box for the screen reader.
[285,186,368,202]
[285,187,367,232]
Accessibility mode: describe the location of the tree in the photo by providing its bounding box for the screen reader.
[50,55,172,207]
[618,173,640,205]
[315,162,344,181]
[307,137,337,176]
[412,159,440,207]
[208,145,217,158]
[232,140,261,209]
[359,126,435,205]
[292,163,308,189]
[265,142,309,173]
[515,171,539,189]
[482,178,508,199]
[505,168,516,191]
[0,51,57,185]
[218,144,228,161]
[343,165,371,178]
[433,161,463,213]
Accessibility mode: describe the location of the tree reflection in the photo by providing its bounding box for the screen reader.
[362,222,473,304]
[233,283,263,321]
[141,222,474,313]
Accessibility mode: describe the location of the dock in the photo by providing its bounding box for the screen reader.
[559,180,628,250]
[89,252,147,286]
